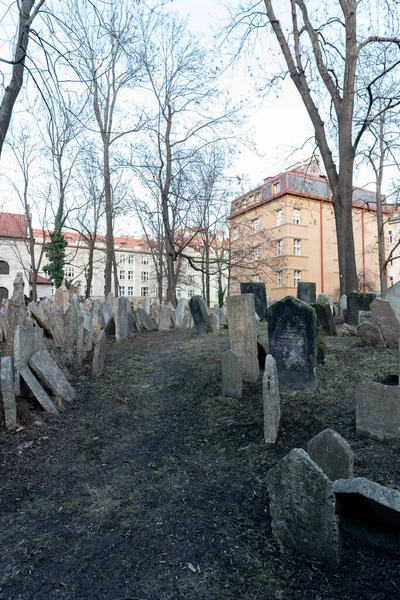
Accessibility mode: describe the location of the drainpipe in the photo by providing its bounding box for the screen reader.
[362,209,366,291]
[320,201,324,293]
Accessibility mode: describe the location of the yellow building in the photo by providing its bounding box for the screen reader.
[229,159,390,302]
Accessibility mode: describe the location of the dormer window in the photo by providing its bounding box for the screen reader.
[272,180,281,194]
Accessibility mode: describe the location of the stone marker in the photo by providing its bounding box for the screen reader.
[63,295,84,368]
[136,307,158,331]
[54,281,70,313]
[209,311,220,331]
[150,303,161,328]
[346,292,376,327]
[370,297,400,349]
[316,326,326,364]
[104,315,116,335]
[357,322,385,348]
[189,296,212,336]
[297,282,316,304]
[14,326,45,395]
[263,355,280,443]
[1,356,17,430]
[336,323,357,337]
[92,330,106,378]
[307,428,354,481]
[310,302,336,336]
[317,293,333,312]
[82,309,93,351]
[159,302,175,331]
[226,294,259,383]
[47,308,65,347]
[356,380,400,440]
[115,296,129,342]
[339,294,347,315]
[29,349,76,403]
[358,310,376,325]
[105,292,115,312]
[267,448,340,564]
[182,309,192,329]
[6,273,27,355]
[382,281,400,320]
[91,302,102,338]
[221,349,243,399]
[268,296,317,392]
[175,298,186,328]
[102,302,113,327]
[240,282,268,321]
[19,364,59,415]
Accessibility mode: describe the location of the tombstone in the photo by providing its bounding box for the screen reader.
[182,309,192,329]
[29,349,76,403]
[209,311,220,331]
[382,281,400,320]
[263,355,280,443]
[317,293,333,313]
[0,310,7,342]
[6,273,26,355]
[316,326,326,364]
[63,295,84,368]
[219,305,228,328]
[14,326,45,395]
[310,302,336,336]
[267,448,340,564]
[339,294,347,315]
[268,296,317,393]
[127,312,136,336]
[336,323,357,337]
[104,315,116,335]
[82,309,93,351]
[115,296,129,342]
[102,302,113,328]
[296,282,316,304]
[356,380,400,440]
[92,330,106,378]
[240,282,268,321]
[105,292,115,313]
[358,310,376,325]
[1,356,17,430]
[159,302,175,331]
[91,302,102,338]
[189,296,212,336]
[226,294,259,383]
[346,292,377,327]
[221,349,243,399]
[54,281,70,313]
[136,307,158,331]
[175,298,186,328]
[357,322,386,348]
[19,365,60,415]
[150,303,161,328]
[307,429,354,481]
[370,297,400,349]
[46,308,65,348]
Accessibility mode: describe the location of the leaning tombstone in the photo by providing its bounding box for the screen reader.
[310,302,336,336]
[14,325,45,395]
[159,301,175,331]
[136,307,158,331]
[1,356,17,430]
[63,295,84,368]
[296,282,316,304]
[263,355,280,443]
[268,296,317,392]
[357,321,386,348]
[370,297,400,349]
[209,311,220,331]
[346,292,376,327]
[240,282,268,321]
[6,273,27,356]
[82,309,93,351]
[29,349,76,403]
[317,294,333,313]
[54,281,70,313]
[307,428,354,481]
[382,281,400,320]
[189,296,212,336]
[115,296,129,342]
[221,349,243,399]
[358,310,376,325]
[356,380,400,440]
[102,302,113,328]
[267,448,340,564]
[46,308,65,348]
[175,298,186,328]
[226,294,259,383]
[92,330,106,378]
[19,364,59,415]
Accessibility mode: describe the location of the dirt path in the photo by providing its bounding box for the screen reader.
[0,328,399,600]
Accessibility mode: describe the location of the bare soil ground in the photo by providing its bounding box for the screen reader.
[0,326,399,600]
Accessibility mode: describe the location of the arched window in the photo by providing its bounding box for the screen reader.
[0,286,9,302]
[0,261,9,275]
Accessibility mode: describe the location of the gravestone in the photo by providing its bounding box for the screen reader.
[370,297,400,349]
[1,356,17,430]
[209,311,220,331]
[102,302,113,328]
[357,322,385,348]
[221,349,243,399]
[346,292,377,327]
[47,308,65,348]
[339,294,347,316]
[268,296,317,392]
[307,428,354,481]
[182,309,192,329]
[336,323,357,337]
[82,309,93,351]
[175,298,186,328]
[29,349,76,403]
[356,380,400,440]
[54,281,70,313]
[316,326,326,364]
[189,296,212,336]
[310,302,336,336]
[6,273,27,355]
[159,302,175,331]
[14,326,45,395]
[358,310,376,325]
[92,330,106,378]
[115,296,129,342]
[63,295,84,368]
[150,303,161,328]
[317,293,333,312]
[19,364,59,415]
[240,282,268,321]
[105,292,115,313]
[0,310,7,342]
[382,281,400,320]
[267,448,340,564]
[226,294,259,383]
[136,307,158,331]
[296,282,316,304]
[263,355,280,443]
[91,302,102,338]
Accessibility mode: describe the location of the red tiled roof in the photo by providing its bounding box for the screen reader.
[0,213,26,238]
[30,273,52,285]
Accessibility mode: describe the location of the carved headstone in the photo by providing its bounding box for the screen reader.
[92,330,106,378]
[226,294,259,383]
[307,428,354,480]
[357,322,386,348]
[136,307,157,331]
[63,295,84,368]
[29,349,76,403]
[175,298,186,328]
[296,282,316,304]
[356,380,400,440]
[346,292,377,327]
[310,302,336,336]
[54,281,70,313]
[240,282,268,321]
[263,355,280,443]
[221,349,242,399]
[6,273,26,355]
[1,356,17,430]
[189,296,212,336]
[115,296,129,342]
[370,297,400,349]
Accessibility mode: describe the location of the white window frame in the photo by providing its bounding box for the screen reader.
[127,286,134,296]
[272,180,281,194]
[276,209,283,226]
[141,271,149,282]
[64,265,75,279]
[119,286,126,296]
[294,270,301,287]
[128,271,134,280]
[293,239,301,256]
[277,271,283,288]
[253,247,259,261]
[188,289,195,298]
[293,209,301,225]
[277,240,283,256]
[119,254,126,264]
[253,218,259,233]
[128,254,134,264]
[141,255,149,265]
[120,270,125,280]
[140,286,149,297]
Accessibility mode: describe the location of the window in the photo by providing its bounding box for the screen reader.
[119,286,126,296]
[249,195,254,205]
[141,271,149,282]
[389,230,393,243]
[277,271,283,288]
[233,227,239,241]
[272,180,281,194]
[252,274,259,282]
[141,286,149,297]
[64,265,75,279]
[277,240,283,256]
[294,270,301,287]
[293,209,301,225]
[120,270,125,280]
[233,281,239,292]
[177,288,182,299]
[119,254,126,264]
[255,191,261,203]
[188,289,195,298]
[128,271,134,280]
[188,275,195,284]
[389,276,394,286]
[276,209,283,226]
[253,218,259,233]
[141,255,149,265]
[253,246,259,261]
[0,260,9,275]
[242,198,247,208]
[128,255,134,264]
[128,286,134,296]
[293,239,301,255]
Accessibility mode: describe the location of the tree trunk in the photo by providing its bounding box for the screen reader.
[103,142,114,296]
[86,241,94,298]
[112,251,119,296]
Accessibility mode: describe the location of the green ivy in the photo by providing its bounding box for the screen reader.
[43,220,67,289]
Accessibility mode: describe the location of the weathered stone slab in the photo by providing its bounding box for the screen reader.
[209,311,220,331]
[19,364,59,415]
[104,315,116,335]
[310,302,336,336]
[370,297,400,349]
[356,380,400,440]
[267,448,340,564]
[102,302,113,327]
[307,428,354,481]
[29,349,76,403]
[226,294,259,383]
[268,296,317,393]
[357,322,386,348]
[6,273,27,355]
[63,295,84,368]
[105,292,115,312]
[91,302,102,338]
[189,296,212,336]
[336,323,357,337]
[92,330,106,378]
[14,326,45,396]
[82,309,93,351]
[382,281,400,320]
[346,292,377,327]
[1,356,17,430]
[358,310,376,325]
[297,282,316,304]
[0,310,7,341]
[115,297,129,342]
[263,355,280,443]
[136,307,157,331]
[150,303,161,328]
[221,349,242,399]
[182,309,192,329]
[159,302,175,331]
[175,298,186,328]
[317,294,333,312]
[241,282,267,321]
[54,281,70,313]
[47,309,65,348]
